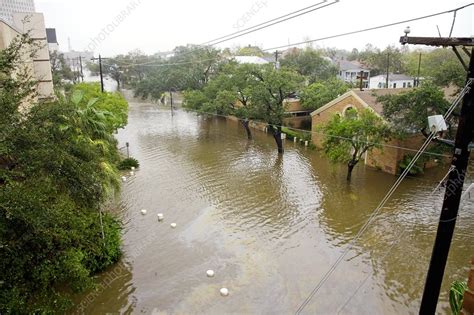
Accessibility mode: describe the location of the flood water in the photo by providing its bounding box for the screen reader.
[74,95,474,314]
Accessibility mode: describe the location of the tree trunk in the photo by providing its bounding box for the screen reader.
[116,79,121,91]
[270,125,284,154]
[241,120,253,140]
[347,159,358,181]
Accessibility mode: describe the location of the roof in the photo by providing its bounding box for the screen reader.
[338,60,369,71]
[233,56,269,65]
[371,73,413,81]
[46,28,57,44]
[311,88,411,117]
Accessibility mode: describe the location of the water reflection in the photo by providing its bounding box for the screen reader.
[73,97,473,314]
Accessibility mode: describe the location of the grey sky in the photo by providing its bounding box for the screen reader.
[36,0,473,56]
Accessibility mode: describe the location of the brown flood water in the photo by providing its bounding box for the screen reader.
[73,95,473,314]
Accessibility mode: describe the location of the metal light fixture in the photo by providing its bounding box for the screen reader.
[404,26,411,36]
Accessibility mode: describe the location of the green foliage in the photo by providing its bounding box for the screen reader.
[449,280,467,315]
[301,78,349,110]
[0,36,125,313]
[72,82,129,131]
[404,48,467,88]
[377,82,450,136]
[280,48,338,83]
[117,157,140,170]
[320,109,391,179]
[398,154,425,175]
[354,44,407,76]
[50,51,79,86]
[134,46,224,100]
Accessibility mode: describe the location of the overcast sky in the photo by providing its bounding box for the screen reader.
[36,0,473,56]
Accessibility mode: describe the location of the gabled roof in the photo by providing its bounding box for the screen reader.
[310,88,412,117]
[233,56,269,65]
[338,60,369,71]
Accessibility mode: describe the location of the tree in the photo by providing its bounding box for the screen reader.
[377,82,450,136]
[320,109,391,181]
[357,45,406,76]
[301,78,349,111]
[404,48,466,88]
[280,48,338,83]
[50,51,77,86]
[0,35,125,313]
[249,65,305,153]
[184,62,260,140]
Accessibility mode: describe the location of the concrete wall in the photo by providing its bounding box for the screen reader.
[12,13,54,99]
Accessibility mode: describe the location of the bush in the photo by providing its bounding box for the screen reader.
[117,157,140,170]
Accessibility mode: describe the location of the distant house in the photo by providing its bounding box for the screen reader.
[311,88,429,175]
[337,60,370,88]
[233,55,269,65]
[369,73,415,89]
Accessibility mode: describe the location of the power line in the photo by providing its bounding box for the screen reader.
[201,0,329,45]
[262,3,474,52]
[114,1,338,68]
[113,3,473,69]
[206,1,339,47]
[294,79,471,314]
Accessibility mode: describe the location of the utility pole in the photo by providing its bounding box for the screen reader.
[275,50,280,70]
[401,34,474,314]
[416,52,422,87]
[169,89,174,116]
[386,52,390,88]
[91,55,109,92]
[79,56,84,82]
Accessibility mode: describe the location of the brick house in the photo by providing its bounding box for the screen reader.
[310,88,430,175]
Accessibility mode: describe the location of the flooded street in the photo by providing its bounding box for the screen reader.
[76,96,474,314]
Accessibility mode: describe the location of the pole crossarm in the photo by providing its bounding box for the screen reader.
[400,36,474,47]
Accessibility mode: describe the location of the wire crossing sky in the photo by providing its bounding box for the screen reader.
[36,0,473,56]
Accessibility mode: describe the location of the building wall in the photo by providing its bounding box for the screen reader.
[12,12,54,99]
[369,77,415,89]
[0,0,35,24]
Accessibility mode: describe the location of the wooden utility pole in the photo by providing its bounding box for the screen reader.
[416,52,422,87]
[385,52,390,88]
[79,56,84,82]
[400,35,474,314]
[91,55,109,92]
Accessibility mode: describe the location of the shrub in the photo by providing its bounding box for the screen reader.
[117,157,140,170]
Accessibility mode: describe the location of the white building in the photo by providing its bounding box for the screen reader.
[233,55,269,65]
[369,73,415,89]
[337,60,370,88]
[0,0,35,24]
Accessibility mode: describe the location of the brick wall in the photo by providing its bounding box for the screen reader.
[463,257,474,314]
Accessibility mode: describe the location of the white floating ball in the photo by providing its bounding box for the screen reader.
[157,213,164,221]
[220,288,229,297]
[140,209,147,215]
[130,171,135,176]
[206,270,215,277]
[121,176,127,182]
[170,223,177,228]
[131,166,136,171]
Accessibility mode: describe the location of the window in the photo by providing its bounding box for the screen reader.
[393,83,397,88]
[403,82,406,88]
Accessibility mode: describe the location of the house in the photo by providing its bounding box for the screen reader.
[369,73,415,89]
[310,88,429,175]
[233,55,269,65]
[0,13,54,100]
[283,97,312,129]
[337,60,370,88]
